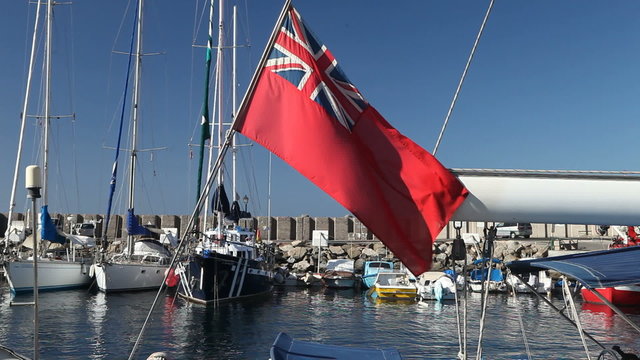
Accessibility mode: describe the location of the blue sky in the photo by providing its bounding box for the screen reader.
[1,1,639,219]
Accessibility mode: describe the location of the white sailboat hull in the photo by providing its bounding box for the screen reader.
[453,174,640,225]
[5,259,92,293]
[93,262,168,292]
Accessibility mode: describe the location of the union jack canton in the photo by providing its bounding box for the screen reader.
[265,7,368,132]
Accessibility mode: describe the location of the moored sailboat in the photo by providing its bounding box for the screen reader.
[177,0,273,305]
[92,0,172,293]
[4,0,93,293]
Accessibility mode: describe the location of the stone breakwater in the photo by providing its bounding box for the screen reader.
[273,239,550,275]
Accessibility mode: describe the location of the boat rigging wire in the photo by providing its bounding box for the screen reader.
[433,0,494,156]
[511,273,606,350]
[475,233,495,360]
[6,0,43,245]
[508,269,532,360]
[563,276,592,360]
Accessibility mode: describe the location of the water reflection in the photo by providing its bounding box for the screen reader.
[0,279,639,359]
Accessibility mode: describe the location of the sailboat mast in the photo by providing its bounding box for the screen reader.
[231,5,237,202]
[201,0,215,231]
[5,0,43,244]
[216,0,225,231]
[42,0,53,206]
[127,0,144,255]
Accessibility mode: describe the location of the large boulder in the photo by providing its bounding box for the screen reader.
[372,243,386,251]
[535,245,549,258]
[288,247,308,260]
[503,254,518,263]
[292,260,312,272]
[279,244,294,253]
[345,246,362,259]
[361,248,378,258]
[328,245,345,256]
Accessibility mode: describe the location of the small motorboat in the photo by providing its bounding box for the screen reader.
[468,258,507,293]
[361,260,394,289]
[506,265,553,294]
[416,271,456,301]
[366,271,417,301]
[322,259,356,289]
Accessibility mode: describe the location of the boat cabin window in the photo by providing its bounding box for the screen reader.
[233,250,252,258]
[370,263,391,269]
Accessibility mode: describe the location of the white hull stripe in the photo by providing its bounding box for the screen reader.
[228,257,244,298]
[235,258,249,298]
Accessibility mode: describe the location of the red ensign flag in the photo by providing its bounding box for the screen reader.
[234,6,468,275]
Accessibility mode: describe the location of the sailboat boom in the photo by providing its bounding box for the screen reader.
[453,171,640,226]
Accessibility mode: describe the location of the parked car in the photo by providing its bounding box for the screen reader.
[495,223,532,239]
[72,222,96,237]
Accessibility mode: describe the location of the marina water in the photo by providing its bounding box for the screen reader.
[1,281,639,359]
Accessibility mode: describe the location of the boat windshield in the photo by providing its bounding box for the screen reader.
[370,262,391,269]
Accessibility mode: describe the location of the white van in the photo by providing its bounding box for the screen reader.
[495,223,532,239]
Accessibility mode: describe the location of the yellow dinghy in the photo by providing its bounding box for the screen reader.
[366,271,417,301]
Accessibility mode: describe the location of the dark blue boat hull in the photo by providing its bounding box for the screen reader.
[181,252,272,305]
[270,332,403,360]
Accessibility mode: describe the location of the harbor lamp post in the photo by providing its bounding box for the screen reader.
[242,195,249,212]
[25,165,41,360]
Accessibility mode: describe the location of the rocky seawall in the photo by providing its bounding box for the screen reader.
[273,239,550,275]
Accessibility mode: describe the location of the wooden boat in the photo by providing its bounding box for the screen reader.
[366,271,417,301]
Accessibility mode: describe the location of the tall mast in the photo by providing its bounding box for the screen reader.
[201,0,215,231]
[6,0,43,244]
[127,0,144,255]
[231,5,237,202]
[216,0,225,231]
[42,0,53,205]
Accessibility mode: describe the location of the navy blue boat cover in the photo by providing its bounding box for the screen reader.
[270,332,402,360]
[506,246,640,289]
